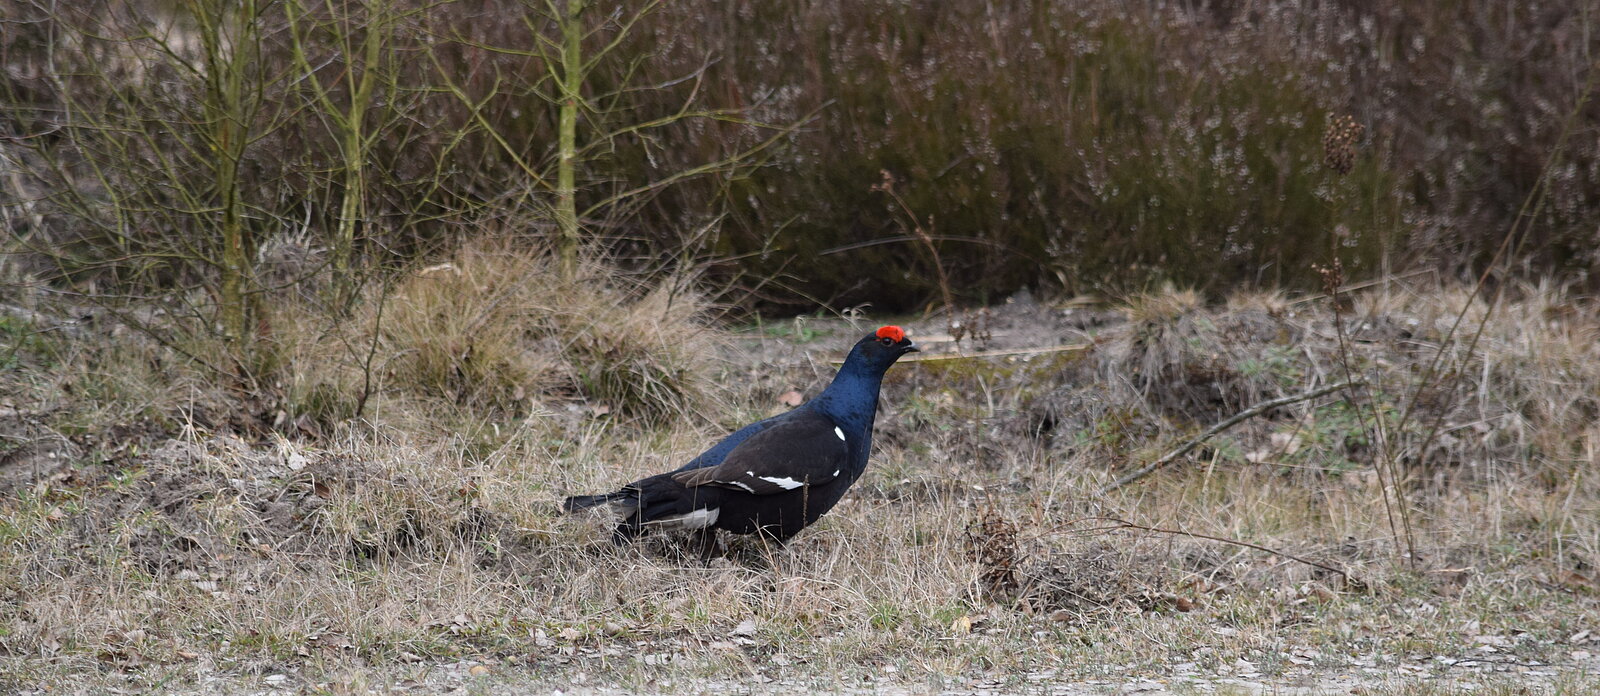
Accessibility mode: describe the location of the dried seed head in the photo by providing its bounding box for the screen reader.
[1323,114,1364,176]
[1313,259,1346,294]
[965,506,1019,598]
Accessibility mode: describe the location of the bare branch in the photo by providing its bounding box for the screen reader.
[1078,517,1359,589]
[1100,380,1365,494]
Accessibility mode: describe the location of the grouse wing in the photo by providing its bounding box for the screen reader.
[671,410,849,495]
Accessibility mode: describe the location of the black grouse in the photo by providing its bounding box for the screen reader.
[563,325,918,552]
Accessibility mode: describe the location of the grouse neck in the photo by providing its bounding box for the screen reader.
[810,356,884,431]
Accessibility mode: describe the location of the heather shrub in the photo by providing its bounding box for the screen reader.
[623,0,1597,306]
[3,0,1596,314]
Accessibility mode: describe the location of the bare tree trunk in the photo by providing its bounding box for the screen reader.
[333,133,364,303]
[333,1,386,307]
[197,0,262,347]
[555,0,583,277]
[285,0,395,309]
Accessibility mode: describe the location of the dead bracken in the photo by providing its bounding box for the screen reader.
[965,504,1020,599]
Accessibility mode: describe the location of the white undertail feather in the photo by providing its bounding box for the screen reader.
[834,427,846,441]
[647,507,720,530]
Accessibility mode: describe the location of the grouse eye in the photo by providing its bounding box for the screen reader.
[878,337,894,346]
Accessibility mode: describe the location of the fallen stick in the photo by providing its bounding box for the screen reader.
[1287,267,1436,306]
[1099,380,1364,493]
[1083,516,1359,589]
[831,343,1091,365]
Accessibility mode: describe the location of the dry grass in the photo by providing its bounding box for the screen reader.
[258,240,721,431]
[1,277,1599,693]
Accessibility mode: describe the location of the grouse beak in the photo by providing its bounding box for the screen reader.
[902,340,919,354]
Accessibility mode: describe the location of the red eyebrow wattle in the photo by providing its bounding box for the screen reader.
[876,325,905,342]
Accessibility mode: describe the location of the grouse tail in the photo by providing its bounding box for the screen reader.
[562,491,628,513]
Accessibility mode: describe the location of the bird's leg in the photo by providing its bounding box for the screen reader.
[745,528,793,571]
[611,522,641,546]
[692,528,718,565]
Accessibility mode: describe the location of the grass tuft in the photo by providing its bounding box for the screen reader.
[252,240,719,430]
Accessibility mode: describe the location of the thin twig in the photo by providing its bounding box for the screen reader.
[1405,62,1599,471]
[817,234,1017,257]
[1099,380,1364,493]
[1083,516,1358,588]
[1286,268,1436,306]
[828,343,1090,365]
[354,277,390,418]
[875,173,952,305]
[1393,60,1598,450]
[1324,262,1415,566]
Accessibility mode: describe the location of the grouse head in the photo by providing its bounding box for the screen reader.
[847,325,919,372]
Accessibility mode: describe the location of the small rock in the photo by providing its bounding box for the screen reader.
[1299,582,1336,604]
[1270,432,1303,455]
[730,619,758,637]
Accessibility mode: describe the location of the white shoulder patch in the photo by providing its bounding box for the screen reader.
[759,476,806,490]
[833,426,846,441]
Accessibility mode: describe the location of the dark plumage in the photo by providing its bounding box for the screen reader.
[563,325,918,553]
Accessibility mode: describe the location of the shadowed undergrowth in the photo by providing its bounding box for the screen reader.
[4,1,1597,311]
